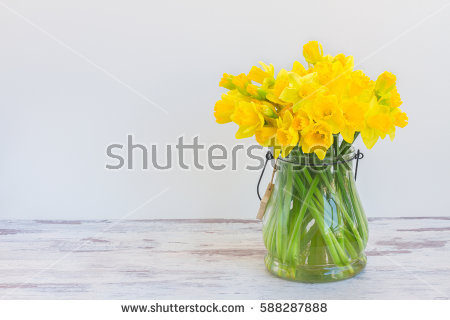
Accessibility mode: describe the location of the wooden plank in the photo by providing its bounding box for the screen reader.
[0,218,449,299]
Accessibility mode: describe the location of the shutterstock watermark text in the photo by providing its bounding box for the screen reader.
[105,135,266,171]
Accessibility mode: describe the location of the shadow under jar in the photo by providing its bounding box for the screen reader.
[262,147,368,283]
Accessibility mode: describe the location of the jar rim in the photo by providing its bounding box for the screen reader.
[277,146,359,166]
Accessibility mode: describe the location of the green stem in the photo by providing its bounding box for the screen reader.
[323,169,365,252]
[299,168,351,265]
[278,164,293,262]
[335,167,367,249]
[286,175,320,259]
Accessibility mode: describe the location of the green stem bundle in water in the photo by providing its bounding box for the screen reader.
[262,144,368,283]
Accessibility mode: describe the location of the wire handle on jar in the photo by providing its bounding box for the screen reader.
[257,151,275,201]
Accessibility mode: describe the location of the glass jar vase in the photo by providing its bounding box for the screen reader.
[262,147,368,282]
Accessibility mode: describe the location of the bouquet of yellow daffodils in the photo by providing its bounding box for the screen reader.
[214,41,408,282]
[214,41,408,160]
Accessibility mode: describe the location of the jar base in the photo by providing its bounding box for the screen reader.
[265,254,367,283]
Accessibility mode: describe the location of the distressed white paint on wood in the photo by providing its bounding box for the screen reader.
[0,218,449,299]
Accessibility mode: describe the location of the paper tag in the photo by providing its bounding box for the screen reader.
[256,183,274,220]
[256,161,277,220]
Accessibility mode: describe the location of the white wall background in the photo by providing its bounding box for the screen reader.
[1,0,449,219]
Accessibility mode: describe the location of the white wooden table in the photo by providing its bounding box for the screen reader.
[0,218,449,299]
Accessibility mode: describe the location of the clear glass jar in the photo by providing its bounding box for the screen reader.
[262,147,368,282]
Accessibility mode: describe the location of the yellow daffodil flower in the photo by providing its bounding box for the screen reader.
[275,111,299,158]
[388,87,402,108]
[231,101,265,139]
[313,58,351,94]
[374,71,396,97]
[340,99,367,143]
[231,73,250,91]
[333,53,354,72]
[301,121,333,160]
[311,94,345,134]
[219,73,235,90]
[214,92,239,124]
[392,108,408,128]
[367,110,391,137]
[361,99,391,148]
[292,109,313,133]
[248,61,275,84]
[255,127,277,147]
[379,86,402,108]
[266,69,291,106]
[292,61,307,76]
[349,70,374,98]
[279,72,325,112]
[303,41,323,65]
